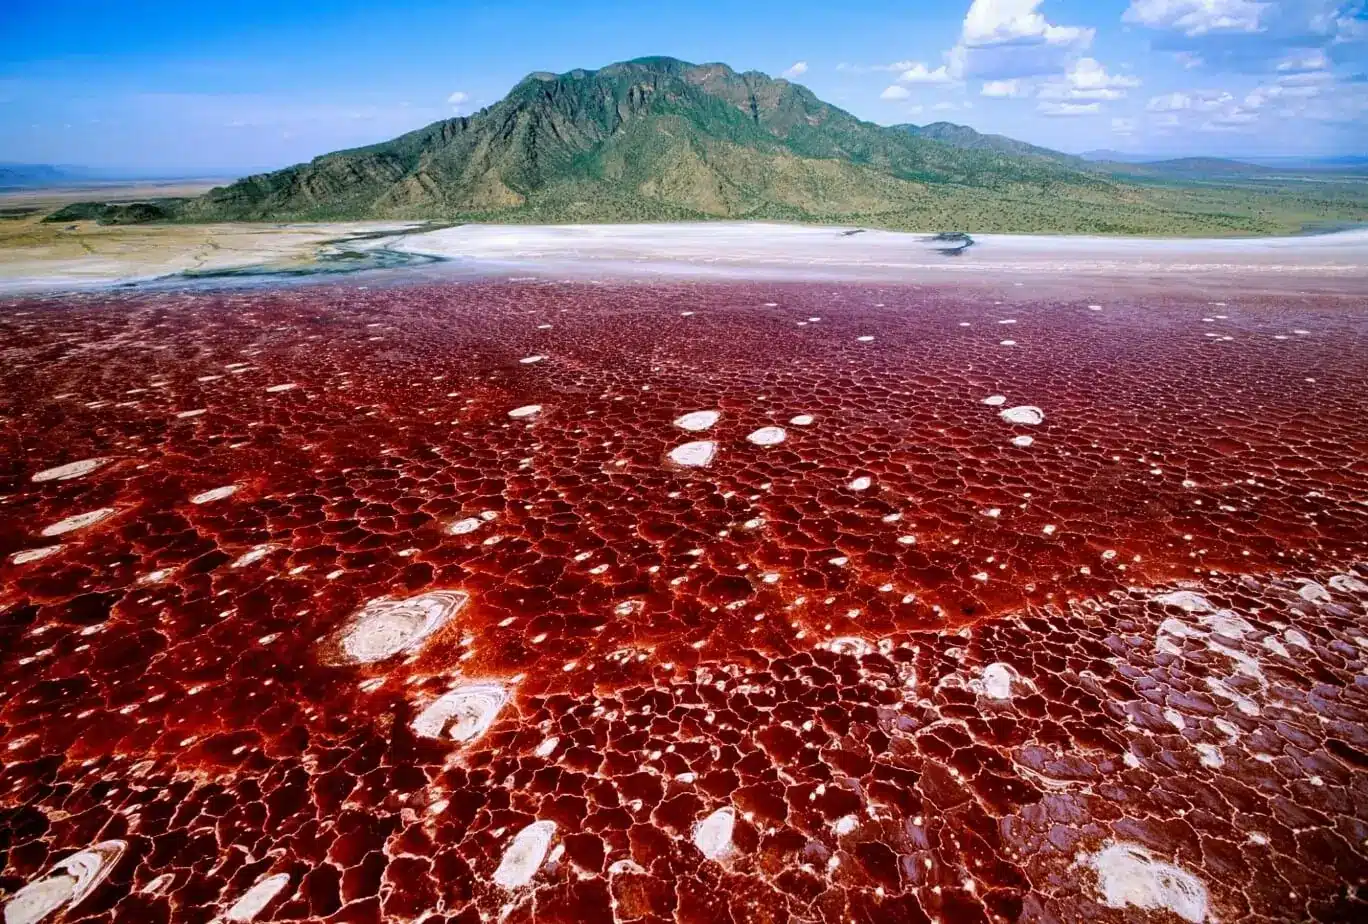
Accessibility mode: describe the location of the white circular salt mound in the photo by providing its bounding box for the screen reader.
[190,485,237,505]
[747,426,786,446]
[508,404,542,418]
[693,807,735,860]
[40,508,114,538]
[31,458,107,483]
[4,840,125,924]
[674,410,720,432]
[979,663,1015,700]
[11,546,61,566]
[410,682,508,742]
[1011,435,1035,448]
[493,821,557,890]
[999,405,1045,426]
[224,873,291,923]
[789,414,815,426]
[848,476,872,491]
[334,590,468,664]
[448,517,482,536]
[1087,842,1208,923]
[669,440,717,468]
[981,396,1007,407]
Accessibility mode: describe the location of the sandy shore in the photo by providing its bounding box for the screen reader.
[3,219,1366,295]
[0,215,423,293]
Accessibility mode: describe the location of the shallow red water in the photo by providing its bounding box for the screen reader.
[1,280,1366,923]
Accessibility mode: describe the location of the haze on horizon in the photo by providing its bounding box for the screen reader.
[1,0,1365,177]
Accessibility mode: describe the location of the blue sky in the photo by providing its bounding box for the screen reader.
[1,0,1364,174]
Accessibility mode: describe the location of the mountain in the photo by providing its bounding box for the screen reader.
[895,122,1078,165]
[1080,149,1152,163]
[0,163,96,188]
[181,57,1149,232]
[149,57,1368,235]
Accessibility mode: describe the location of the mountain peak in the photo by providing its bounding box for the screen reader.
[180,56,1282,235]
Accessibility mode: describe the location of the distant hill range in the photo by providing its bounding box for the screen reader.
[38,57,1368,235]
[0,163,99,188]
[896,122,1082,165]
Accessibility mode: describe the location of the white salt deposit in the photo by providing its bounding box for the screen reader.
[848,476,872,491]
[669,440,717,467]
[999,406,1044,425]
[233,546,273,568]
[1085,842,1208,923]
[11,546,61,565]
[1154,591,1214,613]
[520,355,546,364]
[31,458,107,483]
[1330,573,1368,594]
[982,396,1007,406]
[264,383,297,393]
[1011,435,1035,447]
[3,840,126,924]
[508,404,542,418]
[493,821,557,889]
[789,414,815,426]
[833,815,860,835]
[674,410,721,432]
[411,683,508,742]
[333,591,468,664]
[747,426,786,446]
[693,807,735,860]
[448,517,483,536]
[980,663,1015,701]
[190,486,237,505]
[40,508,113,537]
[224,873,291,922]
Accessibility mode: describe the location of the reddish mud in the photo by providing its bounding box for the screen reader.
[1,280,1366,923]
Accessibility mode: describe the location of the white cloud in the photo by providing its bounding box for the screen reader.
[961,0,1091,48]
[1146,89,1235,111]
[782,61,809,79]
[950,0,1094,80]
[447,91,470,109]
[1111,117,1139,134]
[881,85,912,100]
[898,62,954,84]
[1123,0,1269,37]
[1038,58,1141,101]
[1038,101,1101,116]
[1173,51,1205,69]
[1275,49,1329,73]
[981,79,1024,97]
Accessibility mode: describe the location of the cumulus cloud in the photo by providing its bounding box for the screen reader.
[981,79,1024,97]
[961,0,1091,47]
[1038,58,1142,101]
[782,61,809,79]
[880,85,912,100]
[1111,117,1139,134]
[1037,100,1101,116]
[952,0,1095,79]
[898,62,954,84]
[447,91,470,109]
[1146,89,1235,111]
[1123,0,1270,37]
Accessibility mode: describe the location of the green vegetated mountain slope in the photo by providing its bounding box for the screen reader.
[180,57,1368,235]
[894,122,1080,166]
